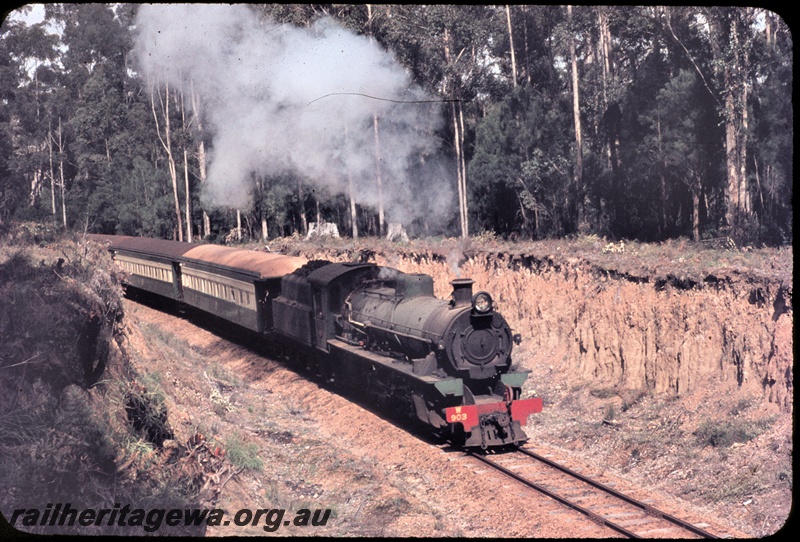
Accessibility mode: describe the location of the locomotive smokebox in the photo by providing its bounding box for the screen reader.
[450,278,474,307]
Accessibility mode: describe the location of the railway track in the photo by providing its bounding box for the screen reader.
[467,447,725,539]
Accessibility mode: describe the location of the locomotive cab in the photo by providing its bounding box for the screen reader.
[272,261,378,351]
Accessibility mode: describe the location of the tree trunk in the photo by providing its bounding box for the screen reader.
[373,114,385,237]
[598,7,612,103]
[367,6,385,237]
[47,121,56,217]
[568,5,584,227]
[708,8,751,235]
[180,91,192,243]
[348,174,358,240]
[297,176,308,235]
[522,6,532,85]
[190,83,211,239]
[444,26,469,239]
[349,194,358,239]
[506,5,517,89]
[183,149,192,242]
[151,80,183,242]
[459,102,469,237]
[452,101,467,239]
[343,124,357,239]
[57,117,67,229]
[738,17,751,220]
[597,6,612,172]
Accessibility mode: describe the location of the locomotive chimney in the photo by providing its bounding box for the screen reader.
[450,278,474,307]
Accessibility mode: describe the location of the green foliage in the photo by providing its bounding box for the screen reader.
[224,432,264,472]
[624,68,722,240]
[470,86,572,239]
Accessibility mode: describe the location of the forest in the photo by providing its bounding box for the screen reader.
[0,4,793,245]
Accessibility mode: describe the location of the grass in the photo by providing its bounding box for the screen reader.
[140,321,198,361]
[704,471,765,501]
[373,495,412,515]
[224,432,264,472]
[208,362,242,388]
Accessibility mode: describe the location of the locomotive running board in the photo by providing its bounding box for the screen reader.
[327,339,464,398]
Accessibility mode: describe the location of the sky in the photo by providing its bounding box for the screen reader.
[4,3,46,26]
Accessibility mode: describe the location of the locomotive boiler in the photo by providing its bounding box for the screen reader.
[91,235,542,449]
[342,274,516,380]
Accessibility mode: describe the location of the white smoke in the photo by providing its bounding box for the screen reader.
[132,4,453,226]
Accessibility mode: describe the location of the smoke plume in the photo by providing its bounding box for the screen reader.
[132,4,453,227]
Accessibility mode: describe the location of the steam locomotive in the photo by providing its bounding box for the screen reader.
[90,235,542,448]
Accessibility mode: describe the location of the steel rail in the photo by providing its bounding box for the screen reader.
[466,450,642,538]
[515,447,719,539]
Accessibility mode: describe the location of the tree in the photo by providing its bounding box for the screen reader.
[639,70,719,240]
[704,7,757,238]
[749,10,792,243]
[505,6,518,90]
[368,5,505,239]
[149,80,183,242]
[189,83,211,239]
[0,11,60,224]
[567,6,584,228]
[0,5,791,244]
[470,86,572,238]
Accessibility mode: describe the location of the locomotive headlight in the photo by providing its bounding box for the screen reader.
[472,291,493,313]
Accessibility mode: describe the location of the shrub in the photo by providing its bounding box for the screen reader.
[694,418,774,448]
[225,432,263,472]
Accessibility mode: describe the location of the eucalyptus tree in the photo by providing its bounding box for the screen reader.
[469,85,572,239]
[374,5,510,239]
[703,7,757,238]
[0,8,60,224]
[748,10,792,243]
[657,6,791,243]
[639,70,720,240]
[39,3,136,231]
